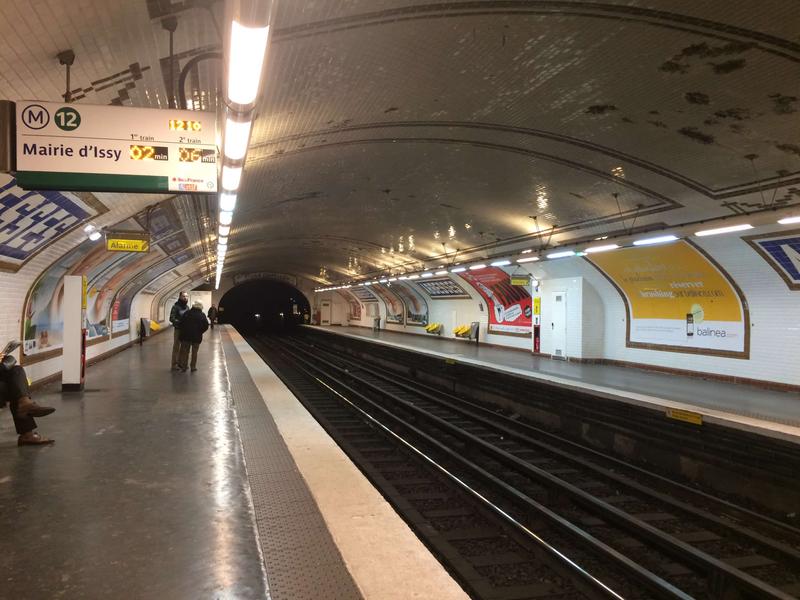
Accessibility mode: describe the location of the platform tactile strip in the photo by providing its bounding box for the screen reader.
[222,330,364,600]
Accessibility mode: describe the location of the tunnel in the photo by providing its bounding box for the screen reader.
[217,280,311,334]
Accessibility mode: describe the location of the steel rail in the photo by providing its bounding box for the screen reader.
[258,337,695,599]
[299,336,800,560]
[284,336,795,600]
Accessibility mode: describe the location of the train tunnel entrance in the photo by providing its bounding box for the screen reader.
[218,280,311,334]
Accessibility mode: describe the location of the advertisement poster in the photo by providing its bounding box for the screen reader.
[458,267,532,336]
[338,290,361,321]
[23,235,123,355]
[392,282,429,326]
[744,229,800,291]
[0,174,106,272]
[372,284,405,324]
[415,277,471,299]
[587,240,748,356]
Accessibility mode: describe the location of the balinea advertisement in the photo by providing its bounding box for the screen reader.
[587,240,749,357]
[457,267,532,336]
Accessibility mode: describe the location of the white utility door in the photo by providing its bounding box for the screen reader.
[320,301,332,325]
[550,291,567,359]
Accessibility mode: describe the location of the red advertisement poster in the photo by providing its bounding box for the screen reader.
[458,267,532,336]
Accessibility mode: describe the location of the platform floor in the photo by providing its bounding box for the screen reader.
[0,326,467,599]
[309,326,800,441]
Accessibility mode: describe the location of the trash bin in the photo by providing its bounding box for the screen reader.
[373,316,381,332]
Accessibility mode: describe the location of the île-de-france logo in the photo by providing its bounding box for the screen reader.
[21,104,81,131]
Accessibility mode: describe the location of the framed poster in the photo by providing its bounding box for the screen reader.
[372,284,405,324]
[415,277,471,299]
[458,267,532,336]
[587,240,749,357]
[392,282,429,326]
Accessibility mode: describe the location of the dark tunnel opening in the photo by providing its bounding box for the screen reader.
[218,280,311,335]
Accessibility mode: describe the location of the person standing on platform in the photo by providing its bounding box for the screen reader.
[169,291,190,371]
[207,304,218,329]
[177,301,209,372]
[0,344,55,445]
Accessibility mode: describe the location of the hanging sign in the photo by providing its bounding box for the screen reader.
[14,101,217,194]
[510,275,531,286]
[105,231,150,253]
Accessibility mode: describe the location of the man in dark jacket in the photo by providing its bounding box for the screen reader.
[178,301,209,372]
[169,291,189,370]
[207,304,218,329]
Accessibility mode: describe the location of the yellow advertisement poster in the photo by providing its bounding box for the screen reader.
[587,240,748,357]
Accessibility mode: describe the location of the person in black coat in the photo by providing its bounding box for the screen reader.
[169,291,189,370]
[177,301,209,372]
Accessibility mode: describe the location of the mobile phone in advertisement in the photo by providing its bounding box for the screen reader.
[686,313,694,336]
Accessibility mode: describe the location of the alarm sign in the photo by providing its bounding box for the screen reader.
[15,101,218,194]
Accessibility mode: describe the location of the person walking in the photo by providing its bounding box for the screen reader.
[177,301,209,372]
[169,291,189,370]
[207,304,218,329]
[0,346,56,445]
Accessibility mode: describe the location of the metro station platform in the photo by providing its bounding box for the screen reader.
[308,326,800,444]
[0,326,467,600]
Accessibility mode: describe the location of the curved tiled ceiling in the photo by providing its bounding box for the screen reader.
[1,0,799,297]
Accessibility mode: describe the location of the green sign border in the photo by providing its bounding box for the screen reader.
[16,171,173,194]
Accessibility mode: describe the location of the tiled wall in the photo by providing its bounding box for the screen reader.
[317,223,798,386]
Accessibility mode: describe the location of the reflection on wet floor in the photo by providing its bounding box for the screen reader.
[0,329,268,599]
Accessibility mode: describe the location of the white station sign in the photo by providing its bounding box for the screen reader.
[15,101,217,194]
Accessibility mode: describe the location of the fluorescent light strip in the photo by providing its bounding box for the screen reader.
[778,216,800,225]
[421,272,434,278]
[434,270,448,276]
[223,118,252,161]
[219,210,233,226]
[633,234,678,246]
[517,256,539,263]
[469,264,487,270]
[221,166,242,191]
[218,225,230,237]
[219,193,237,212]
[450,267,466,273]
[520,249,533,254]
[585,244,619,254]
[547,250,576,259]
[695,224,753,237]
[228,21,270,105]
[490,260,511,267]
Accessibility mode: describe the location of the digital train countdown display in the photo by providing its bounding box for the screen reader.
[15,101,218,194]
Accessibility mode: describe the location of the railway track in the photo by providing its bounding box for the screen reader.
[251,333,800,599]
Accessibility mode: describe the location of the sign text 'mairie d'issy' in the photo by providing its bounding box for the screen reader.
[22,142,121,162]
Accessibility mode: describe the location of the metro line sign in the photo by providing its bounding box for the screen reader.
[14,101,218,194]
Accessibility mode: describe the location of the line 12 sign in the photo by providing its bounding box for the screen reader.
[15,101,217,194]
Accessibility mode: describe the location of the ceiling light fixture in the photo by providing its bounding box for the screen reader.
[546,250,576,259]
[585,244,619,254]
[450,267,466,273]
[517,256,540,263]
[219,211,233,226]
[218,225,231,237]
[408,274,420,279]
[221,166,242,191]
[469,264,487,270]
[88,231,101,241]
[227,21,270,106]
[83,224,96,233]
[633,234,679,246]
[490,260,511,267]
[695,224,753,237]
[434,270,448,276]
[520,249,533,254]
[219,193,237,212]
[778,216,800,225]
[223,118,252,161]
[421,272,434,278]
